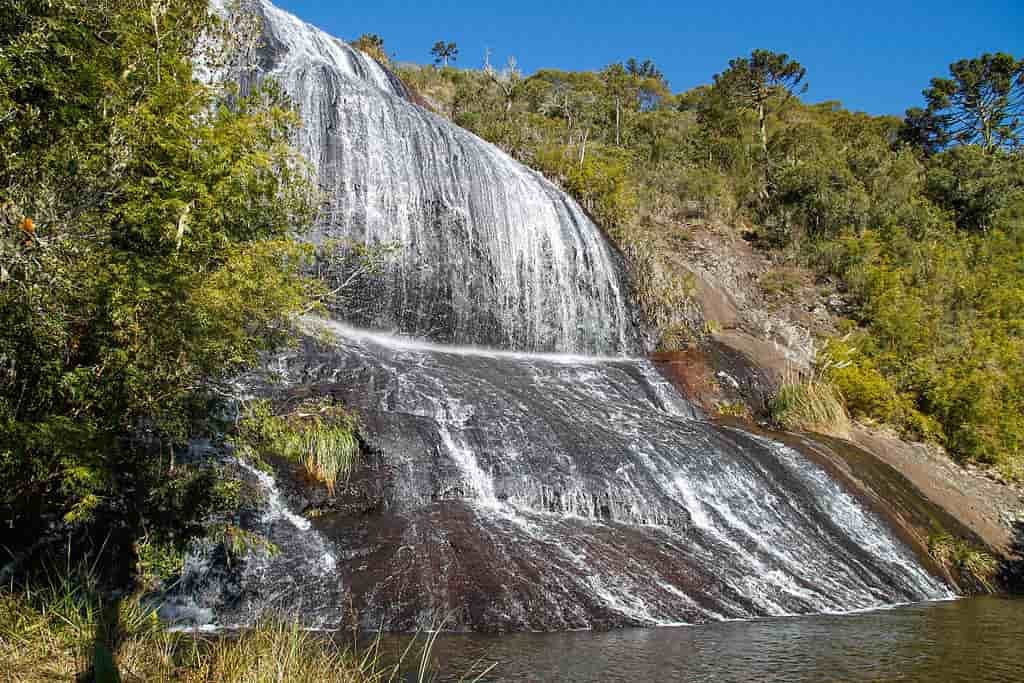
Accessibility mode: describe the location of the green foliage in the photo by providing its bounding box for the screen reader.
[714,401,749,418]
[534,143,638,227]
[208,523,279,566]
[810,201,1024,473]
[137,536,186,590]
[818,337,939,439]
[712,49,808,197]
[351,33,388,65]
[0,0,319,580]
[236,398,361,495]
[924,146,1023,232]
[759,267,802,299]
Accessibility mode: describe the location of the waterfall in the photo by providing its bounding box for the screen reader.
[251,0,639,354]
[173,0,955,631]
[258,319,951,630]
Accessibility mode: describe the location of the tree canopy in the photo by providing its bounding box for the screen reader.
[902,52,1024,154]
[712,49,807,196]
[430,40,458,67]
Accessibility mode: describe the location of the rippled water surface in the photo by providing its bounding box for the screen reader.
[403,597,1023,682]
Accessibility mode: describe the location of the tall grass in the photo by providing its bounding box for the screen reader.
[277,419,359,496]
[769,365,851,438]
[0,567,175,681]
[0,579,456,682]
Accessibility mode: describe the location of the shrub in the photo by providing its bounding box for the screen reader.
[820,339,905,423]
[618,237,698,339]
[715,401,750,418]
[924,147,1022,233]
[137,537,187,590]
[760,267,802,299]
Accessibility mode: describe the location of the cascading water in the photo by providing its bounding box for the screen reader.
[171,0,954,631]
[257,321,950,630]
[252,0,639,354]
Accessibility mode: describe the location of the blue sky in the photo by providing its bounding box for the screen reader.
[273,0,1023,116]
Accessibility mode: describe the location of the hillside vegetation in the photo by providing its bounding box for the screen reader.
[391,51,1024,479]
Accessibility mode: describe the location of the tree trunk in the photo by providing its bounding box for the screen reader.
[758,100,770,199]
[615,97,621,146]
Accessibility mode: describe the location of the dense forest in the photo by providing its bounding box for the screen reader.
[391,47,1024,481]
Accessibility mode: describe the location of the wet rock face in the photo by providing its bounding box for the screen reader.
[651,338,779,413]
[247,0,640,355]
[233,325,950,632]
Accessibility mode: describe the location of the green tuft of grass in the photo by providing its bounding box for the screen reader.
[236,398,361,495]
[928,533,1000,594]
[769,368,851,438]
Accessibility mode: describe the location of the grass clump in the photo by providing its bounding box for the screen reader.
[138,536,188,591]
[0,569,174,681]
[715,401,750,418]
[769,367,851,438]
[0,571,462,682]
[181,620,392,683]
[928,533,1000,594]
[236,398,361,495]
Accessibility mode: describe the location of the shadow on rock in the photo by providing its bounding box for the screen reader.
[1003,520,1024,593]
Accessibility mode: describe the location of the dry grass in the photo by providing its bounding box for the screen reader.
[0,571,174,681]
[769,366,851,438]
[0,576,463,683]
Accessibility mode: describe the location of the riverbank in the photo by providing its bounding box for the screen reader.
[0,579,437,682]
